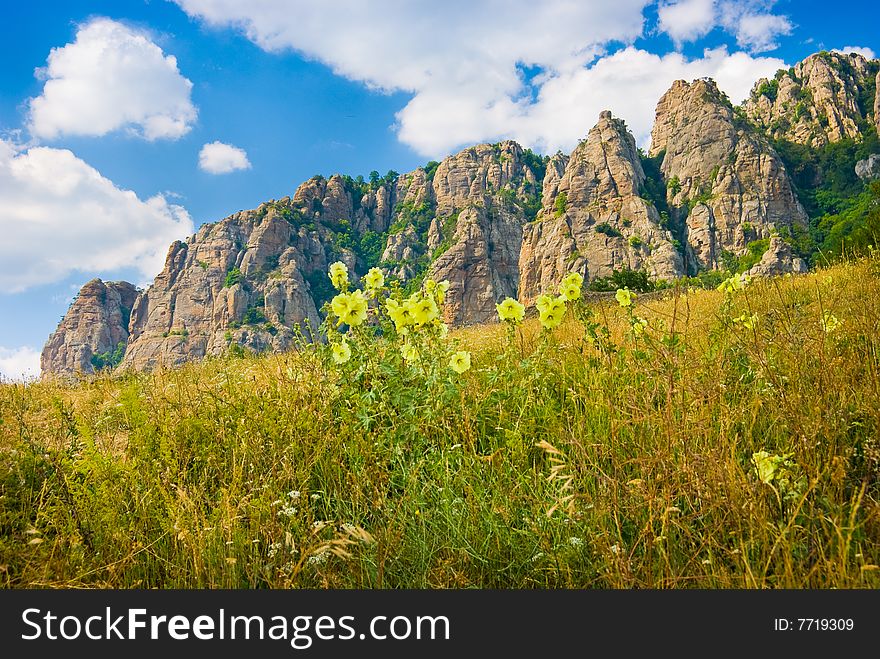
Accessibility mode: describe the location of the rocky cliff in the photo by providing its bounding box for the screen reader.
[108,141,543,371]
[650,79,808,273]
[875,68,880,135]
[856,153,880,181]
[119,205,324,371]
[41,279,138,377]
[425,141,538,324]
[519,111,683,303]
[743,51,879,147]
[747,236,808,277]
[43,51,877,376]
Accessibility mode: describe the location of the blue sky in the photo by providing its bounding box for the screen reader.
[0,0,878,379]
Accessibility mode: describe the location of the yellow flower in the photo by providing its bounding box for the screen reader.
[400,343,419,364]
[333,290,368,326]
[438,323,449,339]
[535,294,555,313]
[424,278,450,303]
[363,267,384,292]
[821,311,841,333]
[410,295,439,326]
[559,280,581,301]
[496,297,525,324]
[631,316,648,335]
[449,350,471,374]
[717,273,750,294]
[615,288,635,307]
[436,280,450,303]
[331,341,352,364]
[328,261,349,290]
[539,296,566,329]
[562,272,584,289]
[330,292,350,319]
[752,451,779,485]
[734,312,759,330]
[385,298,412,331]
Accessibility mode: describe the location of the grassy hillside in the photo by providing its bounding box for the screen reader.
[2,255,880,588]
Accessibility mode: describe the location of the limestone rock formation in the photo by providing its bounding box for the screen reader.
[875,69,880,135]
[856,153,880,181]
[41,279,138,377]
[426,141,539,324]
[743,52,879,147]
[651,79,807,273]
[69,141,544,370]
[518,111,683,303]
[120,204,325,371]
[45,65,845,375]
[381,225,422,280]
[747,236,808,277]
[429,203,523,325]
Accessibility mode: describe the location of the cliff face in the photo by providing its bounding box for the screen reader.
[45,52,875,375]
[107,142,543,370]
[875,68,880,135]
[117,168,418,371]
[120,205,324,371]
[41,279,138,377]
[747,236,808,277]
[426,141,538,324]
[650,79,807,273]
[519,111,683,303]
[743,52,879,148]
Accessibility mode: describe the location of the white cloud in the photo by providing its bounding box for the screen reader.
[718,1,792,53]
[199,141,252,174]
[501,47,786,153]
[836,46,877,60]
[173,1,789,158]
[658,1,792,53]
[174,0,651,90]
[658,0,716,45]
[0,139,194,293]
[28,18,197,141]
[0,346,41,382]
[393,46,787,155]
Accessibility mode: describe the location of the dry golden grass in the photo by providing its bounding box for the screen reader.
[1,256,879,588]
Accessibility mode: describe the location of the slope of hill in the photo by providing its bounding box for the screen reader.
[4,254,880,588]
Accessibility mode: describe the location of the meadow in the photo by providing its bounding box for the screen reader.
[1,254,879,589]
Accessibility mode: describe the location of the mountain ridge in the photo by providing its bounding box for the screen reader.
[41,50,880,377]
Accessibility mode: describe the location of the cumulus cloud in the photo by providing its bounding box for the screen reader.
[28,18,197,141]
[835,46,877,60]
[502,47,786,153]
[0,139,194,293]
[199,141,252,174]
[658,1,792,53]
[657,0,716,45]
[0,346,41,382]
[174,0,650,89]
[173,1,788,157]
[718,1,792,53]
